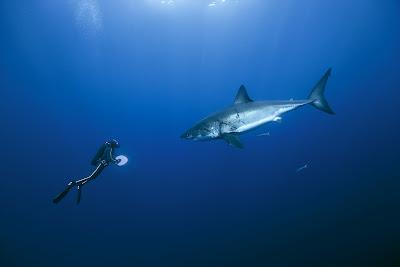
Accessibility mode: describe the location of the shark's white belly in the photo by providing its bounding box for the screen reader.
[235,109,277,132]
[223,104,301,133]
[235,117,275,132]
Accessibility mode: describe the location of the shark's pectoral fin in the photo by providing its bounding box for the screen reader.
[222,133,244,149]
[273,116,282,123]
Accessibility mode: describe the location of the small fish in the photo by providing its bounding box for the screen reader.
[257,132,270,137]
[296,163,309,173]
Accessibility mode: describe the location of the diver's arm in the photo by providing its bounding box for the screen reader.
[104,142,117,163]
[109,147,120,164]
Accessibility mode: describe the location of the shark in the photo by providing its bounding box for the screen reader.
[181,69,334,148]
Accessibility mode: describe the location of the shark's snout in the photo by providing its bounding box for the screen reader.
[180,131,192,139]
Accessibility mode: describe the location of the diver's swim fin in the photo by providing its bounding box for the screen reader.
[76,186,82,205]
[52,181,75,204]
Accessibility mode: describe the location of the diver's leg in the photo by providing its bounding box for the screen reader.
[52,181,76,204]
[53,163,106,204]
[78,162,106,184]
[74,163,106,204]
[75,164,106,186]
[76,162,107,186]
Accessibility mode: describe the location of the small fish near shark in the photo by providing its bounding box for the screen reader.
[257,132,270,137]
[296,163,309,173]
[181,69,335,148]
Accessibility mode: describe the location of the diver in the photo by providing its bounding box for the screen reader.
[53,139,121,204]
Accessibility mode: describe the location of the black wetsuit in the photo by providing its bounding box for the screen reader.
[53,140,119,204]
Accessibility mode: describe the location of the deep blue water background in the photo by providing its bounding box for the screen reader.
[1,1,400,266]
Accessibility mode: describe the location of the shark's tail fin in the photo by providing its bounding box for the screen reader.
[308,68,335,114]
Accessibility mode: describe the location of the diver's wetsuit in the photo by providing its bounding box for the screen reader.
[53,139,120,204]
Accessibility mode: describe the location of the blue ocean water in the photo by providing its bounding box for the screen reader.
[1,1,400,266]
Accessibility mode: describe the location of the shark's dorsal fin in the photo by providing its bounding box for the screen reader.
[222,133,244,149]
[234,85,253,105]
